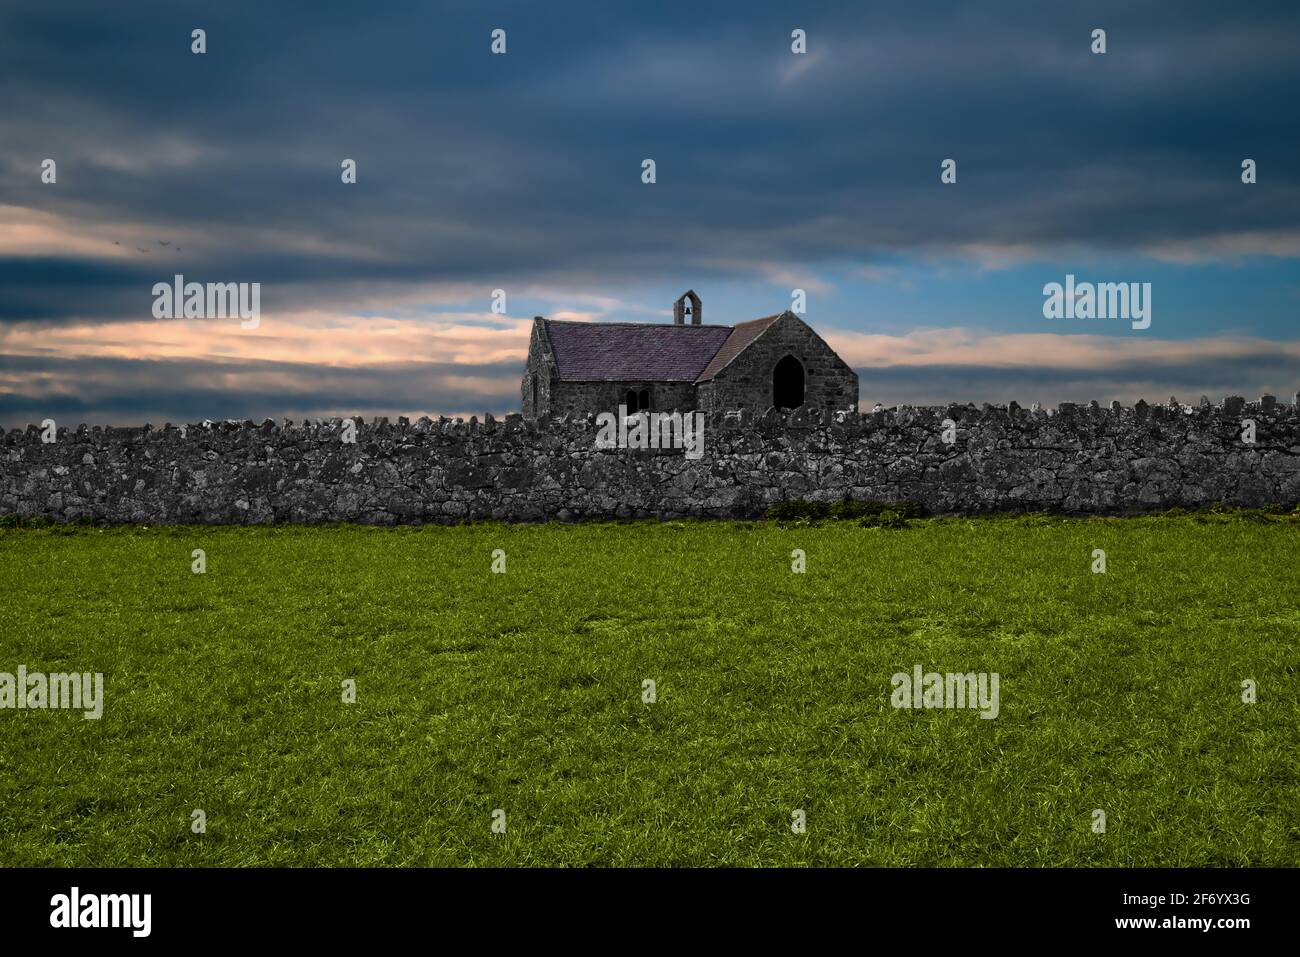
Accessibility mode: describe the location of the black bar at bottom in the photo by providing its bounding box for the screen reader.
[0,867,1282,943]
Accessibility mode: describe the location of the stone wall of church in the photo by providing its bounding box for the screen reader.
[544,381,697,417]
[521,318,555,418]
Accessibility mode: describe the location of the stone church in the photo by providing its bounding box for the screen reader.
[522,291,859,417]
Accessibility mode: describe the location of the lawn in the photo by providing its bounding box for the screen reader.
[0,514,1296,866]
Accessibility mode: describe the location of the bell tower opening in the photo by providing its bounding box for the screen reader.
[673,290,702,326]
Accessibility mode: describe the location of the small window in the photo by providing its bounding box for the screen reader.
[623,389,651,413]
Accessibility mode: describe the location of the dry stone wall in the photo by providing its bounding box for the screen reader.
[3,396,1299,524]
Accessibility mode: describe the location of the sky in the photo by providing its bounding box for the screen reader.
[1,0,1298,426]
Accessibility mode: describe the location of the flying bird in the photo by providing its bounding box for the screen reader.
[158,240,170,247]
[136,247,149,254]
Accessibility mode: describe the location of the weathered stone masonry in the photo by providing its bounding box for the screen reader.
[3,396,1298,524]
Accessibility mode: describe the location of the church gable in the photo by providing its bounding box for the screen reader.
[694,311,858,413]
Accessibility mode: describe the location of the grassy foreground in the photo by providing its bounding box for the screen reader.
[0,514,1296,867]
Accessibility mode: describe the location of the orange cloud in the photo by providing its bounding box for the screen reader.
[823,327,1300,371]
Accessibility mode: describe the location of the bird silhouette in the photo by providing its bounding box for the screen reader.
[136,247,149,254]
[112,240,121,246]
[158,240,170,247]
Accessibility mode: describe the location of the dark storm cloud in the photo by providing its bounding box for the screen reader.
[2,0,1298,325]
[0,257,154,321]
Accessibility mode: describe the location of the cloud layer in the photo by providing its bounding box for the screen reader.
[1,1,1298,423]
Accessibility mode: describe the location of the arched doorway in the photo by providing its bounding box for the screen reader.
[772,355,804,409]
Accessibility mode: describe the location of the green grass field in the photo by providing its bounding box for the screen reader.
[1,514,1296,867]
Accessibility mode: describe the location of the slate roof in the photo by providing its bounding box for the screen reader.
[694,314,782,382]
[543,320,735,382]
